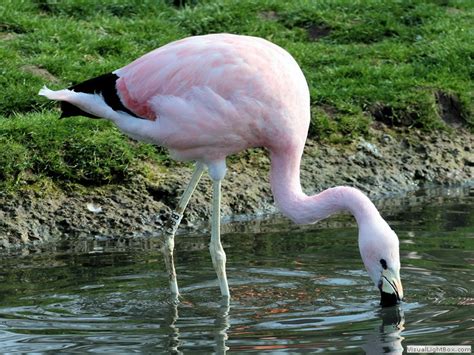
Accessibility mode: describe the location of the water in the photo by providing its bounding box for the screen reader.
[0,187,472,353]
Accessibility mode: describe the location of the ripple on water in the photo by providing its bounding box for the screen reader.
[0,187,472,352]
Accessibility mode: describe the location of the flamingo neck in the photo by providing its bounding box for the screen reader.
[269,151,380,225]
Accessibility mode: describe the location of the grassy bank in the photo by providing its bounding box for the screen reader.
[0,0,472,190]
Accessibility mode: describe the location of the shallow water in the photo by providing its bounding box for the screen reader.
[0,187,472,353]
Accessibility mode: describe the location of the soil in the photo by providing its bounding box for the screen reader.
[0,124,472,251]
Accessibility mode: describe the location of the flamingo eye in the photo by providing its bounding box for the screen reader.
[380,259,388,270]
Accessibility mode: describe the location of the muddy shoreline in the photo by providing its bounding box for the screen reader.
[0,126,472,251]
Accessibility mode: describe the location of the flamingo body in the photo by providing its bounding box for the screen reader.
[39,34,403,306]
[113,34,309,164]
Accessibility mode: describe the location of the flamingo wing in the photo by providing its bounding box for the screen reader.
[60,73,142,119]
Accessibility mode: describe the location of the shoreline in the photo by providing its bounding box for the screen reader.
[0,126,472,251]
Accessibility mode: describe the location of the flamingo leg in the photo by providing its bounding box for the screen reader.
[209,178,230,298]
[163,162,205,298]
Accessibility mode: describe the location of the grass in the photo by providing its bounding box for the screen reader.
[0,112,164,191]
[0,0,472,189]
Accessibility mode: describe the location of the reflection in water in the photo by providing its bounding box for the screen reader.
[163,298,230,354]
[165,301,181,354]
[214,301,230,354]
[162,298,406,354]
[362,307,405,355]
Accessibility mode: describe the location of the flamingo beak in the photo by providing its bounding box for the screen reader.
[378,269,403,307]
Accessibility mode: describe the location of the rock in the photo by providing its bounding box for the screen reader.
[357,138,382,158]
[380,133,395,145]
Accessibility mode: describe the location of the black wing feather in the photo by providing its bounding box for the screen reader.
[60,72,141,119]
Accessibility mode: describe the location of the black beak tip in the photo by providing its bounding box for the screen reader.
[380,290,400,308]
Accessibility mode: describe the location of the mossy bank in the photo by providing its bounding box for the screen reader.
[1,124,472,250]
[0,0,473,249]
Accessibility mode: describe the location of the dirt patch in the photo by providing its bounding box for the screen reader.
[0,127,472,251]
[21,65,60,83]
[369,103,418,127]
[307,23,332,41]
[435,91,466,128]
[0,32,18,41]
[371,92,469,129]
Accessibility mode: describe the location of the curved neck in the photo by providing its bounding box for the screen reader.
[269,151,380,225]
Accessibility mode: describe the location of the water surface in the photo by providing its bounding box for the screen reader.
[0,187,472,353]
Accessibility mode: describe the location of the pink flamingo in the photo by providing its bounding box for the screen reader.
[39,34,403,307]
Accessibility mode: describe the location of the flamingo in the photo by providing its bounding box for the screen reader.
[39,33,403,307]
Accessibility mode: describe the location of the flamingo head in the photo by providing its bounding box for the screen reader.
[358,216,404,307]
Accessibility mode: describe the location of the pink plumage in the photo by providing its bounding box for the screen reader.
[39,33,403,307]
[114,34,309,163]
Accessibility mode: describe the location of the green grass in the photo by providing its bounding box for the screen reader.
[0,112,164,190]
[0,0,472,189]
